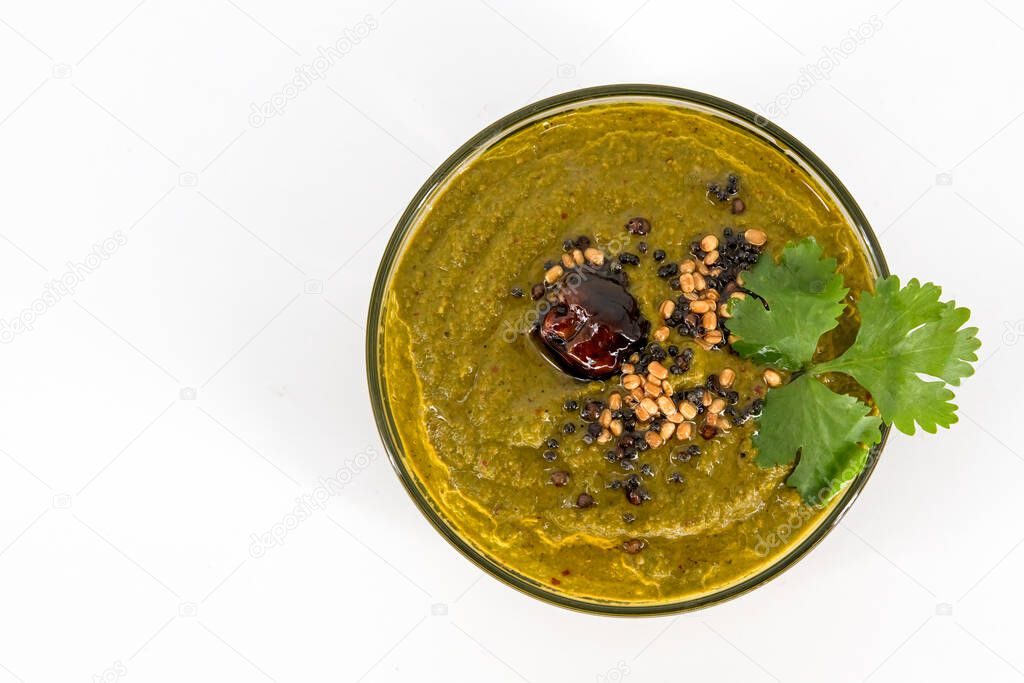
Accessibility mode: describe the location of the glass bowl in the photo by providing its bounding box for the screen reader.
[366,84,890,616]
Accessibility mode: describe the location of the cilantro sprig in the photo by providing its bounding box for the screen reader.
[814,277,979,435]
[728,238,847,370]
[728,238,980,505]
[755,375,882,504]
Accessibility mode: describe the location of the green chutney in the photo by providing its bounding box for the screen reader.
[381,102,874,605]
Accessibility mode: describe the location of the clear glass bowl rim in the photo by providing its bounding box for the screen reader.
[365,83,891,616]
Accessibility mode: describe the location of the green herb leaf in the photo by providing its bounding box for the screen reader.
[755,375,883,504]
[728,238,848,370]
[814,276,981,435]
[728,239,978,504]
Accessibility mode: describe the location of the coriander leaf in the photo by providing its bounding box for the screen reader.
[728,238,848,370]
[814,276,980,435]
[755,375,883,505]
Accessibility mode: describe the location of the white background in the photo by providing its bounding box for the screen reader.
[0,0,1021,681]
